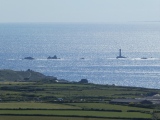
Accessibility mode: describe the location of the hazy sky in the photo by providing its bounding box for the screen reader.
[0,0,160,23]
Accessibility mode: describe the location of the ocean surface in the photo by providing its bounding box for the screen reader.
[0,22,160,89]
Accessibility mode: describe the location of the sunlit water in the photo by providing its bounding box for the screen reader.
[0,23,160,89]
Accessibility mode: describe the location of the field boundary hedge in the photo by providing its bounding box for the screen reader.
[0,114,152,120]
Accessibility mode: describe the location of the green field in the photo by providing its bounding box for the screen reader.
[67,103,152,112]
[0,102,80,109]
[0,110,152,118]
[0,116,120,120]
[0,82,160,120]
[0,82,159,102]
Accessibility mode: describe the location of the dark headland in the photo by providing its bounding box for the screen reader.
[0,69,88,83]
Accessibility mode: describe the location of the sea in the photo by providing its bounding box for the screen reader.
[0,22,160,89]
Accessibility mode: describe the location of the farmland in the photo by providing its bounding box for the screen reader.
[0,81,160,120]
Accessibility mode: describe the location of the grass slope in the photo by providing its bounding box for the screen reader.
[0,82,159,119]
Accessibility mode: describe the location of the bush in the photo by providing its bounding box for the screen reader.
[78,79,88,84]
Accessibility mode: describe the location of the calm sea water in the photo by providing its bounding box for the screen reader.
[0,22,160,89]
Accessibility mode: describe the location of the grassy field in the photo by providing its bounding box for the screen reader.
[0,116,121,120]
[0,82,160,119]
[0,110,152,119]
[0,82,159,102]
[67,103,152,112]
[0,102,81,109]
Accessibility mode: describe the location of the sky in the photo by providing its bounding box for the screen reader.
[0,0,160,23]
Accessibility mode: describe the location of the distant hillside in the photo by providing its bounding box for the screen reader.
[0,69,56,82]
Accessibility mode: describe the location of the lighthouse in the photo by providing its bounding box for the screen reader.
[116,49,126,59]
[119,49,122,57]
